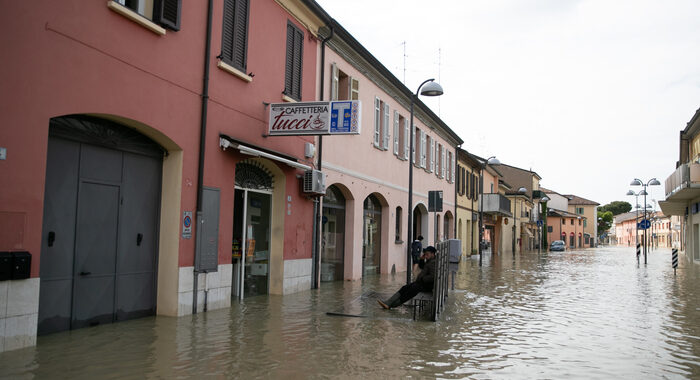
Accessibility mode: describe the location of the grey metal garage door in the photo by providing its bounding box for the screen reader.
[38,116,163,335]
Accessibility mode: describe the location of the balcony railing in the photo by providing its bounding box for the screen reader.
[479,193,512,216]
[665,163,700,200]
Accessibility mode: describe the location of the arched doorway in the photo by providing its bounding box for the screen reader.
[444,211,453,240]
[232,161,273,299]
[413,203,428,241]
[321,185,345,282]
[38,115,164,335]
[363,194,382,276]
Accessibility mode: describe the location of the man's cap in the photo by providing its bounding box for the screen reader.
[423,246,436,253]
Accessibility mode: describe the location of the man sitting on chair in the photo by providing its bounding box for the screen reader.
[378,246,436,309]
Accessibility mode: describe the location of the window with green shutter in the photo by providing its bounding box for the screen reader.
[284,22,304,100]
[221,0,249,72]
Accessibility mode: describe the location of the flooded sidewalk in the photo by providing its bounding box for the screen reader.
[2,247,700,379]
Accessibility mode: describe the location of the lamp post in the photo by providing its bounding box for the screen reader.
[540,195,550,251]
[512,187,526,258]
[630,178,660,264]
[406,79,443,284]
[479,156,500,267]
[626,190,643,250]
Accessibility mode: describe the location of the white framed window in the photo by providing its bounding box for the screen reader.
[412,125,417,164]
[331,63,358,101]
[382,103,390,150]
[441,146,446,178]
[374,97,381,148]
[350,78,359,100]
[429,138,435,173]
[393,111,400,155]
[420,130,427,168]
[403,118,410,160]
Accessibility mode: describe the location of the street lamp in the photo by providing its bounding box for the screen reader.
[479,155,500,267]
[512,187,527,257]
[406,79,443,284]
[540,195,550,253]
[626,189,643,251]
[630,178,660,264]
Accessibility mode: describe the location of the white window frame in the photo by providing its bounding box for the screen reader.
[382,103,390,150]
[403,118,409,160]
[350,78,359,100]
[441,146,446,178]
[374,97,381,148]
[420,130,426,168]
[393,111,400,155]
[331,63,339,101]
[429,139,435,173]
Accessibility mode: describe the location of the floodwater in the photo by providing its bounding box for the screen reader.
[2,246,700,379]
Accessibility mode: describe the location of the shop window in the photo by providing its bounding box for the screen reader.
[284,21,303,101]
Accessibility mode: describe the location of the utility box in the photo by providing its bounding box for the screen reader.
[10,251,31,279]
[446,239,461,263]
[0,252,11,281]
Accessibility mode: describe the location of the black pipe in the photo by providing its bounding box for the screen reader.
[193,0,214,314]
[311,26,334,289]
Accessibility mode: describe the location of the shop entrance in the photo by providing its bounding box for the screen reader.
[232,162,273,299]
[362,194,382,277]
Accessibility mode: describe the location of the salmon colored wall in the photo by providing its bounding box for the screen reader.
[0,0,319,276]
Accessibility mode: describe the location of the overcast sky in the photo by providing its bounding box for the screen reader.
[316,0,700,209]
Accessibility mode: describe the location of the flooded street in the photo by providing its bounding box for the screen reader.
[2,246,700,379]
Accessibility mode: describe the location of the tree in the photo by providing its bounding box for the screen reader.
[598,210,614,235]
[599,201,632,216]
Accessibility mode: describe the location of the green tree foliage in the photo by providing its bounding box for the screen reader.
[599,201,632,216]
[597,211,614,235]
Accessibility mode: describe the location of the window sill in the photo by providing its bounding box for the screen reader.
[108,1,166,36]
[395,239,404,244]
[217,61,253,82]
[281,94,298,103]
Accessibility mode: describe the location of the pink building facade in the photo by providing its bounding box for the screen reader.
[317,22,462,281]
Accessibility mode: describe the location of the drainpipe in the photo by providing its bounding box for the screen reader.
[311,26,334,289]
[454,145,459,240]
[193,0,214,314]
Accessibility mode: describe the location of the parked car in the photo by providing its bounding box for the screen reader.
[550,240,566,252]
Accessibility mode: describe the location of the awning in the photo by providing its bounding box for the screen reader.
[219,135,311,171]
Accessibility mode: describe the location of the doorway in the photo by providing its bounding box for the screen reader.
[38,116,163,335]
[362,194,382,276]
[321,185,345,282]
[232,162,273,299]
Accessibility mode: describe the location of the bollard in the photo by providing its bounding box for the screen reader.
[636,243,641,263]
[672,248,678,275]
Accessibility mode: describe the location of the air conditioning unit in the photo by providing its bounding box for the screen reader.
[303,169,326,195]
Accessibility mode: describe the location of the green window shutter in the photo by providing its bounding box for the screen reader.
[285,22,303,100]
[154,0,181,31]
[222,0,249,71]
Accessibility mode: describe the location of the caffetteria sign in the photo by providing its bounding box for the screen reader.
[269,100,361,136]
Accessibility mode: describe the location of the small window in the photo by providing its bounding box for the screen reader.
[284,22,303,101]
[429,138,435,172]
[331,63,359,101]
[373,98,390,150]
[403,117,410,160]
[419,130,427,168]
[548,226,553,233]
[395,207,403,242]
[393,111,400,155]
[112,0,181,31]
[562,219,566,225]
[221,0,250,72]
[570,219,574,225]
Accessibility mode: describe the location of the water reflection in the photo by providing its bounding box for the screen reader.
[1,247,700,378]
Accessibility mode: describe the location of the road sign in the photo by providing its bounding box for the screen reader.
[638,219,651,230]
[537,220,543,227]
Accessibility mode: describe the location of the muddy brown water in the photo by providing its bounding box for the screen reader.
[2,246,699,379]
